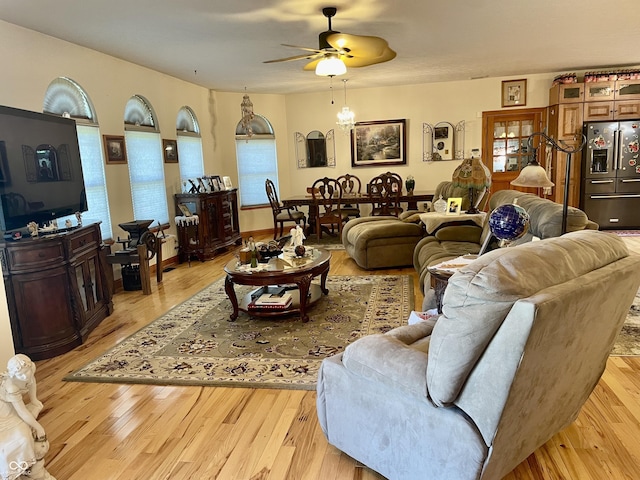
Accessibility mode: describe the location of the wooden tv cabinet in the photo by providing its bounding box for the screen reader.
[1,223,113,360]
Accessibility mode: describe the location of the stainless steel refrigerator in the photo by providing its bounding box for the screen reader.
[581,120,640,229]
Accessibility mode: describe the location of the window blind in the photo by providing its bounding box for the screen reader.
[126,130,169,226]
[235,138,278,207]
[177,134,205,182]
[56,124,113,240]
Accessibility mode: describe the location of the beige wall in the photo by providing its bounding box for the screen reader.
[0,20,562,352]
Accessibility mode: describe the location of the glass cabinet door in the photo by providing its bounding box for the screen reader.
[491,119,534,173]
[483,108,546,195]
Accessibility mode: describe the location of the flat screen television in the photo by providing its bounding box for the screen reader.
[0,105,87,232]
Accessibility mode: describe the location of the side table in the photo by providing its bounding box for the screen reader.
[427,254,479,313]
[429,269,453,314]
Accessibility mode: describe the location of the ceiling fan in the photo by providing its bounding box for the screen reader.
[263,7,396,76]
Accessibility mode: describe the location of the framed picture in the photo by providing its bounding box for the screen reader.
[177,203,192,217]
[222,176,233,190]
[446,197,462,216]
[163,139,178,163]
[501,79,527,108]
[351,119,406,167]
[103,135,127,164]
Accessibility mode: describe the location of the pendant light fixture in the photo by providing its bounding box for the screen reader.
[336,79,355,132]
[240,87,255,138]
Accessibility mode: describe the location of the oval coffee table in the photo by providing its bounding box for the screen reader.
[223,247,331,323]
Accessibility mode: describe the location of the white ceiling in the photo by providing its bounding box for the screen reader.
[1,0,639,95]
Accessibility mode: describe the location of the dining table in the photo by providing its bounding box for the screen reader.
[282,190,435,236]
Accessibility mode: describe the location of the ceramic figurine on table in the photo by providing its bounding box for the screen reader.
[74,211,82,227]
[26,222,38,238]
[290,225,305,247]
[0,354,56,480]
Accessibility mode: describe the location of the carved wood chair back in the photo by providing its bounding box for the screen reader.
[311,177,345,239]
[368,172,403,216]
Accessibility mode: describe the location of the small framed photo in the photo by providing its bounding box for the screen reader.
[222,176,233,190]
[446,197,462,216]
[177,203,192,217]
[163,139,178,163]
[502,79,527,108]
[103,135,127,164]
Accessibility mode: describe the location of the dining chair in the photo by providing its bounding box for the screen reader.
[336,174,362,219]
[265,178,306,239]
[311,177,348,239]
[368,172,403,216]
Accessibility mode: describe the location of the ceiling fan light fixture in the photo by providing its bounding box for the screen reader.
[315,55,346,77]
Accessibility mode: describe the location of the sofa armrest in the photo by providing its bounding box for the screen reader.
[342,321,435,400]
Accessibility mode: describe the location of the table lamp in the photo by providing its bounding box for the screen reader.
[511,132,586,234]
[451,157,492,214]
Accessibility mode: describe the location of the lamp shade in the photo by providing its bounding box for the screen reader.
[315,56,347,76]
[451,157,491,190]
[510,164,555,188]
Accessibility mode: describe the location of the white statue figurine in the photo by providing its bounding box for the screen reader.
[26,223,38,238]
[0,354,56,480]
[290,225,306,247]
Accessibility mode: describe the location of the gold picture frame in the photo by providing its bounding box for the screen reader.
[351,119,406,167]
[501,79,527,108]
[103,135,127,164]
[446,197,462,215]
[163,139,178,163]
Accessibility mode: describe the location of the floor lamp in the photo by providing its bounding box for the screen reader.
[511,132,586,234]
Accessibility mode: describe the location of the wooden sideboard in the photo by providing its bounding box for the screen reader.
[1,223,113,360]
[174,189,242,262]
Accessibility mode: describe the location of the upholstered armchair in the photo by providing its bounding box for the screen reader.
[318,230,640,480]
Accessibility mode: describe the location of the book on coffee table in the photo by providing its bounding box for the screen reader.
[255,292,292,306]
[248,294,293,310]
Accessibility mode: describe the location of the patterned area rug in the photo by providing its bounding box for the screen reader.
[303,233,345,250]
[611,287,640,356]
[65,275,413,390]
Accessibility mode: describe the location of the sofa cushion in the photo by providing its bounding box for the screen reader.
[426,230,628,407]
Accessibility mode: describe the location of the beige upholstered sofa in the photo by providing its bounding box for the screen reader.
[317,230,640,480]
[414,190,598,308]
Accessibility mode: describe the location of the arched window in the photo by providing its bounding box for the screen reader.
[124,95,169,227]
[176,106,204,183]
[42,77,113,240]
[235,114,278,207]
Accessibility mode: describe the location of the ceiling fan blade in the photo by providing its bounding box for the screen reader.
[280,44,325,54]
[342,47,397,67]
[264,52,323,64]
[326,33,391,58]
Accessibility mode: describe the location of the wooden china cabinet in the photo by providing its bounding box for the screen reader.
[174,189,242,262]
[482,108,547,197]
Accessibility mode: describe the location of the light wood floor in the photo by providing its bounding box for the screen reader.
[32,234,640,479]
